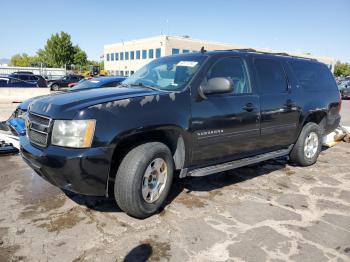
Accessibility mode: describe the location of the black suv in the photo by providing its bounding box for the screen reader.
[20,50,341,218]
[47,75,84,90]
[9,73,47,87]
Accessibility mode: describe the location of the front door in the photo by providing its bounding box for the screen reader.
[190,56,261,167]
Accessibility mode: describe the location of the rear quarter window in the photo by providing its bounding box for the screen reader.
[289,61,337,91]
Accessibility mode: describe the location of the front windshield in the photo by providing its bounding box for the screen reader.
[123,55,207,91]
[71,79,100,90]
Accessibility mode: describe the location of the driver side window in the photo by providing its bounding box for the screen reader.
[206,57,252,94]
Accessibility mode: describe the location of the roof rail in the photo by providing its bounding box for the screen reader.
[216,48,317,61]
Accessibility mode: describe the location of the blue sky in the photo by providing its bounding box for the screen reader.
[1,0,350,62]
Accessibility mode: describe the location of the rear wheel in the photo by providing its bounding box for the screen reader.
[114,142,174,218]
[51,84,59,91]
[290,122,322,166]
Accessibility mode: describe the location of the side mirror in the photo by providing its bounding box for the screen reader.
[199,77,233,99]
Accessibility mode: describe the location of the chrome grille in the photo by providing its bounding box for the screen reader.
[29,113,50,126]
[27,112,52,147]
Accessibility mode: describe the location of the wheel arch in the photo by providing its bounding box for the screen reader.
[302,110,327,133]
[106,126,189,196]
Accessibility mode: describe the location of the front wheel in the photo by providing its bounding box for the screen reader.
[290,122,322,166]
[114,142,174,218]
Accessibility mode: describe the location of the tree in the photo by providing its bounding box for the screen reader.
[38,31,76,67]
[73,46,88,65]
[10,53,36,67]
[334,61,350,77]
[11,32,90,68]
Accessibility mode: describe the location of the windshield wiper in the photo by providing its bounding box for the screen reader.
[123,82,160,91]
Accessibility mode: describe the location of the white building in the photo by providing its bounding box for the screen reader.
[104,35,335,76]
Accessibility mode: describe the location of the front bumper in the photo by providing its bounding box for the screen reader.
[20,135,112,196]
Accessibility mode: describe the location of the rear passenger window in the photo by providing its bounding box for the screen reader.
[289,61,336,91]
[206,57,252,94]
[254,59,287,94]
[18,75,29,81]
[29,76,38,81]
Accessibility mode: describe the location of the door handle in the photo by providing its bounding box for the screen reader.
[243,103,256,112]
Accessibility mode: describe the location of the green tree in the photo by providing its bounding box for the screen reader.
[334,61,350,77]
[73,46,88,65]
[10,53,36,67]
[38,31,76,67]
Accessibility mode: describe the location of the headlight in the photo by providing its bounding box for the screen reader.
[17,109,27,119]
[51,120,96,148]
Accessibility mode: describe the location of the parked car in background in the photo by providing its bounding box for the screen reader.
[339,80,350,99]
[48,75,84,90]
[68,78,89,88]
[5,76,126,136]
[70,76,126,91]
[9,73,47,87]
[0,76,38,87]
[20,50,341,218]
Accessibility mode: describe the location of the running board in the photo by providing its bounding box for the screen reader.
[187,145,293,177]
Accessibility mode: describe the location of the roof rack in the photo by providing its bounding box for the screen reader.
[216,48,317,61]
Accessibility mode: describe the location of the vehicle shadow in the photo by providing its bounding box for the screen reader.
[164,156,289,207]
[123,243,153,262]
[63,156,290,214]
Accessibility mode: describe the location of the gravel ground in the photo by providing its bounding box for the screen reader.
[0,100,349,262]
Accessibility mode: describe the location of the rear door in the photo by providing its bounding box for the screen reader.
[253,57,300,150]
[190,56,261,166]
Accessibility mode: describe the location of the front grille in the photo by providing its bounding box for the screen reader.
[29,112,50,126]
[28,129,47,146]
[27,112,52,147]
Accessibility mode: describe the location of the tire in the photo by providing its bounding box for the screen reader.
[290,122,322,166]
[114,142,174,218]
[51,84,59,91]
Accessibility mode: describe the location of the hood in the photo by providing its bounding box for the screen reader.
[29,87,159,119]
[19,93,62,110]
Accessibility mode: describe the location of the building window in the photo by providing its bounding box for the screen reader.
[142,50,147,59]
[125,52,129,60]
[172,48,180,55]
[120,71,124,76]
[155,48,161,58]
[131,71,134,75]
[183,49,190,53]
[125,71,129,76]
[136,50,140,59]
[115,53,119,61]
[111,53,115,61]
[130,51,135,60]
[149,49,154,59]
[120,52,124,60]
[106,53,110,61]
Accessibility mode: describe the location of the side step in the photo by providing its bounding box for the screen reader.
[187,145,293,177]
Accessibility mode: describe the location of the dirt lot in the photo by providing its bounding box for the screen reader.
[0,101,349,262]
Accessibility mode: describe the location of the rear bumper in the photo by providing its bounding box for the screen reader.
[20,135,112,196]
